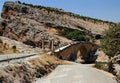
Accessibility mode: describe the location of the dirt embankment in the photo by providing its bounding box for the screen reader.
[0,53,66,83]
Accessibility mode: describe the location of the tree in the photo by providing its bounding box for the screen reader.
[21,7,28,13]
[12,45,16,53]
[64,30,89,41]
[17,1,21,4]
[1,21,7,30]
[101,23,120,58]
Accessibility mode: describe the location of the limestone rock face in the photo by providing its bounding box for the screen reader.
[1,2,111,34]
[0,36,41,53]
[0,2,71,50]
[0,1,114,50]
[96,50,109,62]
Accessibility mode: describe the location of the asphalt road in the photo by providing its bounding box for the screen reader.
[36,64,117,83]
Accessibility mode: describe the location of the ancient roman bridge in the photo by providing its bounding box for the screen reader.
[54,41,99,63]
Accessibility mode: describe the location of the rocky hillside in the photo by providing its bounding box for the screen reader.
[0,1,115,50]
[0,36,41,54]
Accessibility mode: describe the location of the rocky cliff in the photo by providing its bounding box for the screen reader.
[0,1,115,50]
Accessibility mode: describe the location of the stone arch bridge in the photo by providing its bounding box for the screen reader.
[54,41,99,63]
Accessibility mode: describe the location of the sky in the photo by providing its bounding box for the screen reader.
[0,0,120,23]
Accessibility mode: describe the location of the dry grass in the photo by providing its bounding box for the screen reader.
[0,40,19,54]
[0,72,4,78]
[29,53,67,67]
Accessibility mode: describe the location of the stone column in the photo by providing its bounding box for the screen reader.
[51,39,54,54]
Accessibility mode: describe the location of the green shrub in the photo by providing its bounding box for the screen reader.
[63,29,89,41]
[95,62,116,75]
[94,62,109,72]
[21,2,115,25]
[1,21,7,30]
[0,39,3,44]
[12,45,16,53]
[21,7,28,13]
[101,23,120,58]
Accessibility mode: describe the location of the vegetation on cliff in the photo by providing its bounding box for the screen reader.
[62,29,89,41]
[95,23,120,82]
[101,23,120,58]
[21,1,115,25]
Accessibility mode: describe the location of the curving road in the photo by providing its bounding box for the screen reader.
[36,64,117,83]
